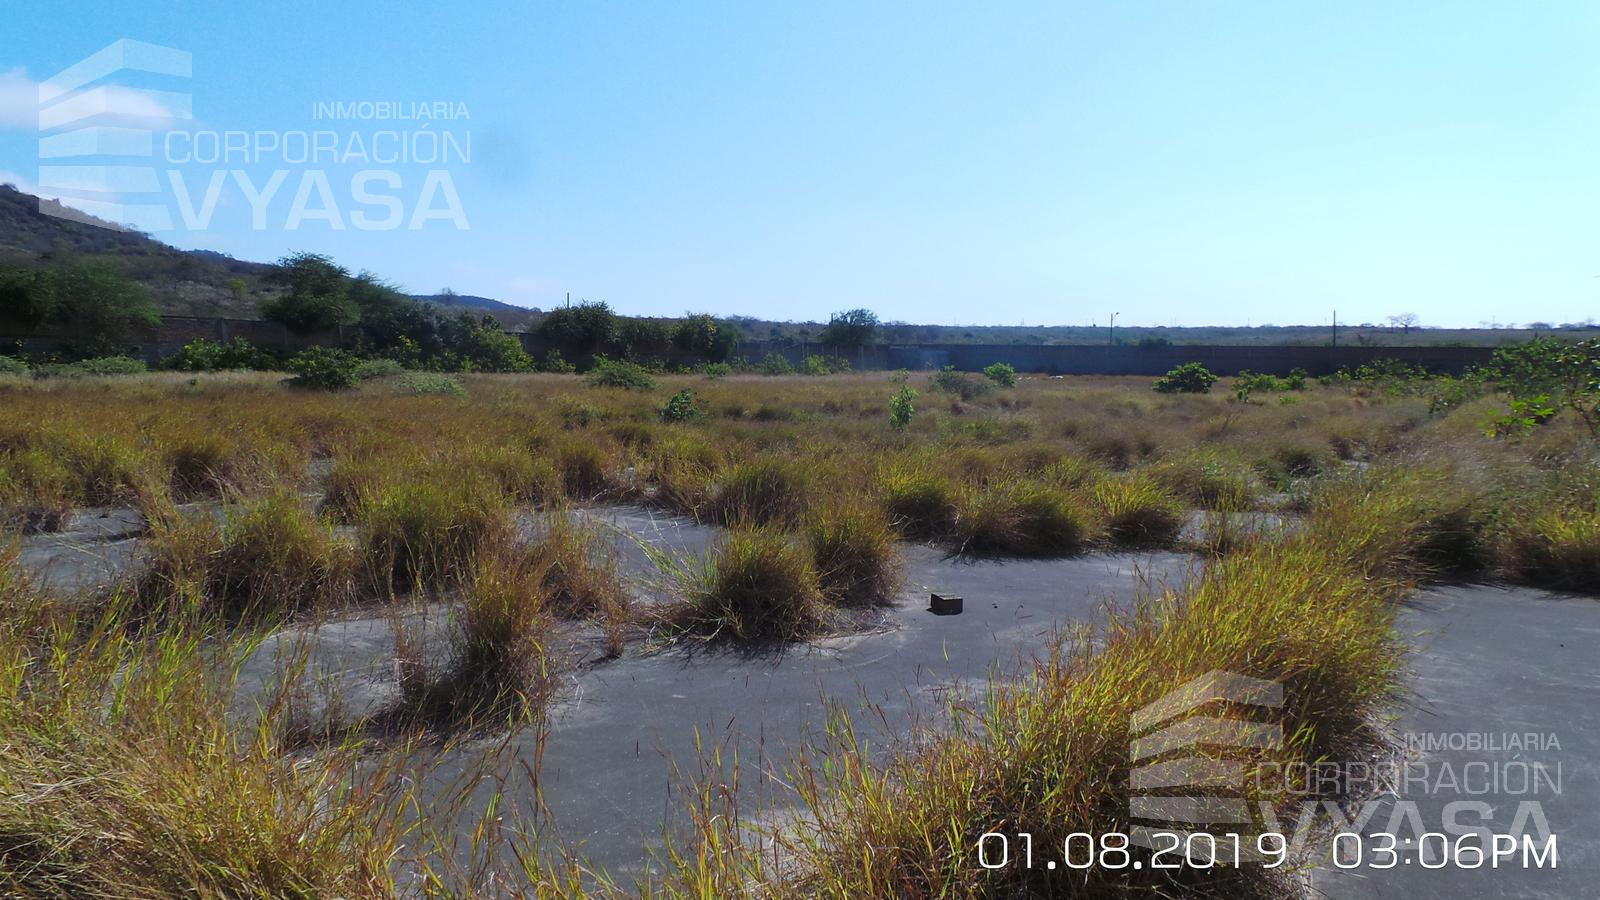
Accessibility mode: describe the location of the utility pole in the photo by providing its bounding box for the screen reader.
[1331,310,1337,347]
[1109,311,1120,346]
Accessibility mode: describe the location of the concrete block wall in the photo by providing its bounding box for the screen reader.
[2,318,1500,377]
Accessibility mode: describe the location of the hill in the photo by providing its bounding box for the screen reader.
[0,184,271,318]
[411,291,539,329]
[0,185,539,326]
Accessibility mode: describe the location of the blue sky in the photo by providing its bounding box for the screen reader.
[3,1,1597,327]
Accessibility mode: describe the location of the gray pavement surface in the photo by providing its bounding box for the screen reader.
[1314,584,1600,899]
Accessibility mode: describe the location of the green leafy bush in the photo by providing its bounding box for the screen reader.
[803,355,850,376]
[1484,338,1600,438]
[671,313,740,362]
[982,362,1017,387]
[700,362,732,379]
[163,338,277,372]
[537,301,620,354]
[757,353,795,376]
[889,384,917,431]
[586,356,656,390]
[661,388,700,422]
[930,366,993,401]
[1153,362,1218,394]
[1232,368,1309,401]
[0,356,27,377]
[0,261,158,354]
[539,351,576,374]
[285,347,361,391]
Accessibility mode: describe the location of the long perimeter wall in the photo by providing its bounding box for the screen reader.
[739,341,1496,376]
[2,317,1499,377]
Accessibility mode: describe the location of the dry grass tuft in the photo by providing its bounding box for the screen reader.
[805,501,902,605]
[663,527,828,641]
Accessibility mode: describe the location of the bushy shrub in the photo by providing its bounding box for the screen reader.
[757,353,795,376]
[982,362,1017,387]
[670,313,739,362]
[286,347,361,391]
[931,366,994,401]
[537,300,620,354]
[539,350,577,374]
[661,388,700,422]
[1483,338,1600,438]
[1153,362,1218,394]
[0,356,27,377]
[700,361,732,379]
[163,338,275,372]
[803,355,850,376]
[586,355,656,390]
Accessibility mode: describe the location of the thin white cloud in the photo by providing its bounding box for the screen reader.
[0,69,39,129]
[0,67,188,132]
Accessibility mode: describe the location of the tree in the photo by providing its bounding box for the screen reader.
[1387,313,1420,336]
[672,312,740,362]
[438,313,533,372]
[820,308,880,349]
[537,300,619,353]
[0,265,45,327]
[261,252,359,334]
[0,262,159,354]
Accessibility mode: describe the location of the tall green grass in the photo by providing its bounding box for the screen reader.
[0,588,405,896]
